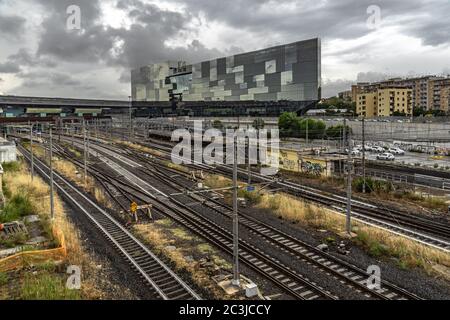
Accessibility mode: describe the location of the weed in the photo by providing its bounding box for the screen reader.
[2,162,21,173]
[21,273,81,300]
[0,272,8,286]
[0,194,34,223]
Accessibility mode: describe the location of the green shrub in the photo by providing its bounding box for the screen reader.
[2,161,21,173]
[0,194,34,223]
[0,272,9,286]
[2,180,11,199]
[355,230,390,257]
[353,177,375,193]
[238,189,261,204]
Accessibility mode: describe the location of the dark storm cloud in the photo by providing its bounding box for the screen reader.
[5,0,450,99]
[8,49,57,68]
[0,61,21,73]
[35,0,222,70]
[170,0,450,46]
[17,71,81,87]
[0,14,25,39]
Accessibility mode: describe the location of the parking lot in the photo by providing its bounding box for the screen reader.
[365,150,450,169]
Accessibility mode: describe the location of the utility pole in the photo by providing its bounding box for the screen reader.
[344,119,352,235]
[95,118,98,142]
[49,127,55,221]
[232,135,240,287]
[83,120,87,189]
[362,117,366,193]
[87,125,90,160]
[129,96,133,139]
[30,124,34,181]
[306,118,309,146]
[58,118,61,143]
[71,120,75,147]
[43,123,47,161]
[247,135,251,186]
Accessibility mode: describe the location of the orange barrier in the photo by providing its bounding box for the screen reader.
[0,227,67,272]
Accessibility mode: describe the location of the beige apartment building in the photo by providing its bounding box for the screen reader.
[351,76,449,112]
[356,87,412,117]
[428,78,450,111]
[356,92,377,117]
[441,86,450,112]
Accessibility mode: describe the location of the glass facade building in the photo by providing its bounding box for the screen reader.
[131,38,321,103]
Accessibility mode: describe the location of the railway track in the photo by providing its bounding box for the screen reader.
[51,138,422,300]
[120,137,450,253]
[131,156,423,300]
[18,145,201,301]
[51,143,337,300]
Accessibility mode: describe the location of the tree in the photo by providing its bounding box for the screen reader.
[413,107,426,117]
[212,119,224,130]
[252,118,265,130]
[278,112,298,130]
[278,112,326,138]
[392,111,406,117]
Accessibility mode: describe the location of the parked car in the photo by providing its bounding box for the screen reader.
[388,147,405,155]
[372,146,385,153]
[345,149,361,156]
[377,153,395,161]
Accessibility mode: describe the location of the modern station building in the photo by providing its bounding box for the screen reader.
[131,38,321,116]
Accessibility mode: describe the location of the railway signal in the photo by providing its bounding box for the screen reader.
[130,201,138,222]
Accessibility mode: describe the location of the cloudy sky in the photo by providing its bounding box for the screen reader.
[0,0,449,99]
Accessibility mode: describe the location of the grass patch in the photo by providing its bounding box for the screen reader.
[155,219,173,227]
[256,190,450,274]
[238,189,262,204]
[258,193,343,231]
[0,272,9,286]
[134,223,232,299]
[394,191,448,211]
[2,161,21,173]
[197,243,214,254]
[355,230,390,257]
[170,228,194,241]
[204,174,232,189]
[2,160,104,299]
[167,162,191,174]
[0,232,27,248]
[21,273,81,300]
[0,194,34,223]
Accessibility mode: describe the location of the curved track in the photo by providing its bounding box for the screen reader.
[19,145,201,301]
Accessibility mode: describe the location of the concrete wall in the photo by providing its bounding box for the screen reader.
[326,120,450,141]
[0,142,17,163]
